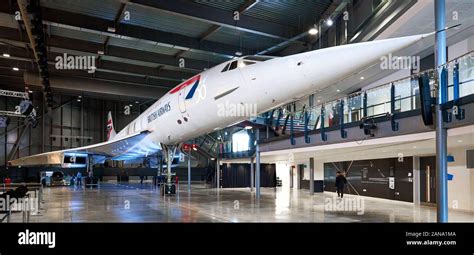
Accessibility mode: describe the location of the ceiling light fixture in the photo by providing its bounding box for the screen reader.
[308,27,318,35]
[326,19,333,26]
[3,53,10,58]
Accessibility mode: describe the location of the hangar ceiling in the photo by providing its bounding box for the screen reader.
[4,0,468,105]
[0,0,332,101]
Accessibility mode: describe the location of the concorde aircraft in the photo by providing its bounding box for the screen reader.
[8,33,433,192]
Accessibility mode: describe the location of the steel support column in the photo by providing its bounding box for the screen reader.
[80,99,84,147]
[187,154,191,192]
[413,156,421,205]
[309,157,314,195]
[250,157,254,192]
[216,158,220,190]
[255,129,261,199]
[435,0,448,223]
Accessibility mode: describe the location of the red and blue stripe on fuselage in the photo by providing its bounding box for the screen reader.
[169,75,200,100]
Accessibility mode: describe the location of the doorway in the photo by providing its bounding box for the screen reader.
[298,164,305,189]
[420,156,436,205]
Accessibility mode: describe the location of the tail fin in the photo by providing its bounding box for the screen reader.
[106,111,117,141]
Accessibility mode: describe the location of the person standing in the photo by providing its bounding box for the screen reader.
[335,171,347,198]
[76,172,82,186]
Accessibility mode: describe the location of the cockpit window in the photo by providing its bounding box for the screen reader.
[221,63,230,72]
[238,61,256,68]
[229,61,238,71]
[243,55,275,62]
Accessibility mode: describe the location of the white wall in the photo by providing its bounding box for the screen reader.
[288,144,473,211]
[448,34,474,61]
[447,147,473,211]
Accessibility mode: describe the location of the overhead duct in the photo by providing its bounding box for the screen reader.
[23,71,165,100]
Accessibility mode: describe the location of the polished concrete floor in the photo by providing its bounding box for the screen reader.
[9,182,474,222]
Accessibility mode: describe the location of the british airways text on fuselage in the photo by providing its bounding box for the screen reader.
[147,102,171,123]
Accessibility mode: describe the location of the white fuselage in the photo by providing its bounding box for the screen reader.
[111,34,428,153]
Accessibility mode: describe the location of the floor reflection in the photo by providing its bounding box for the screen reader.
[8,183,474,222]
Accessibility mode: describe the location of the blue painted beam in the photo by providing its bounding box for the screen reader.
[339,100,347,138]
[320,105,327,141]
[390,83,399,131]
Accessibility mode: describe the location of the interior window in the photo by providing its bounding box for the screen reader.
[221,63,230,72]
[228,61,238,71]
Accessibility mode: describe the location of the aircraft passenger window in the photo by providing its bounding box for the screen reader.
[228,61,238,71]
[221,63,230,72]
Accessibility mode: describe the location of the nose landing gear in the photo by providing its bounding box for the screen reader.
[160,144,178,196]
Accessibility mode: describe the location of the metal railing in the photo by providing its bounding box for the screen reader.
[266,50,474,136]
[0,183,43,223]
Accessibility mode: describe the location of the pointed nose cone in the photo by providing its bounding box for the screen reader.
[301,34,428,88]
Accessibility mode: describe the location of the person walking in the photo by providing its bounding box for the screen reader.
[335,171,347,198]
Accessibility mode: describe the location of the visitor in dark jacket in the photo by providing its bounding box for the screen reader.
[335,171,347,198]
